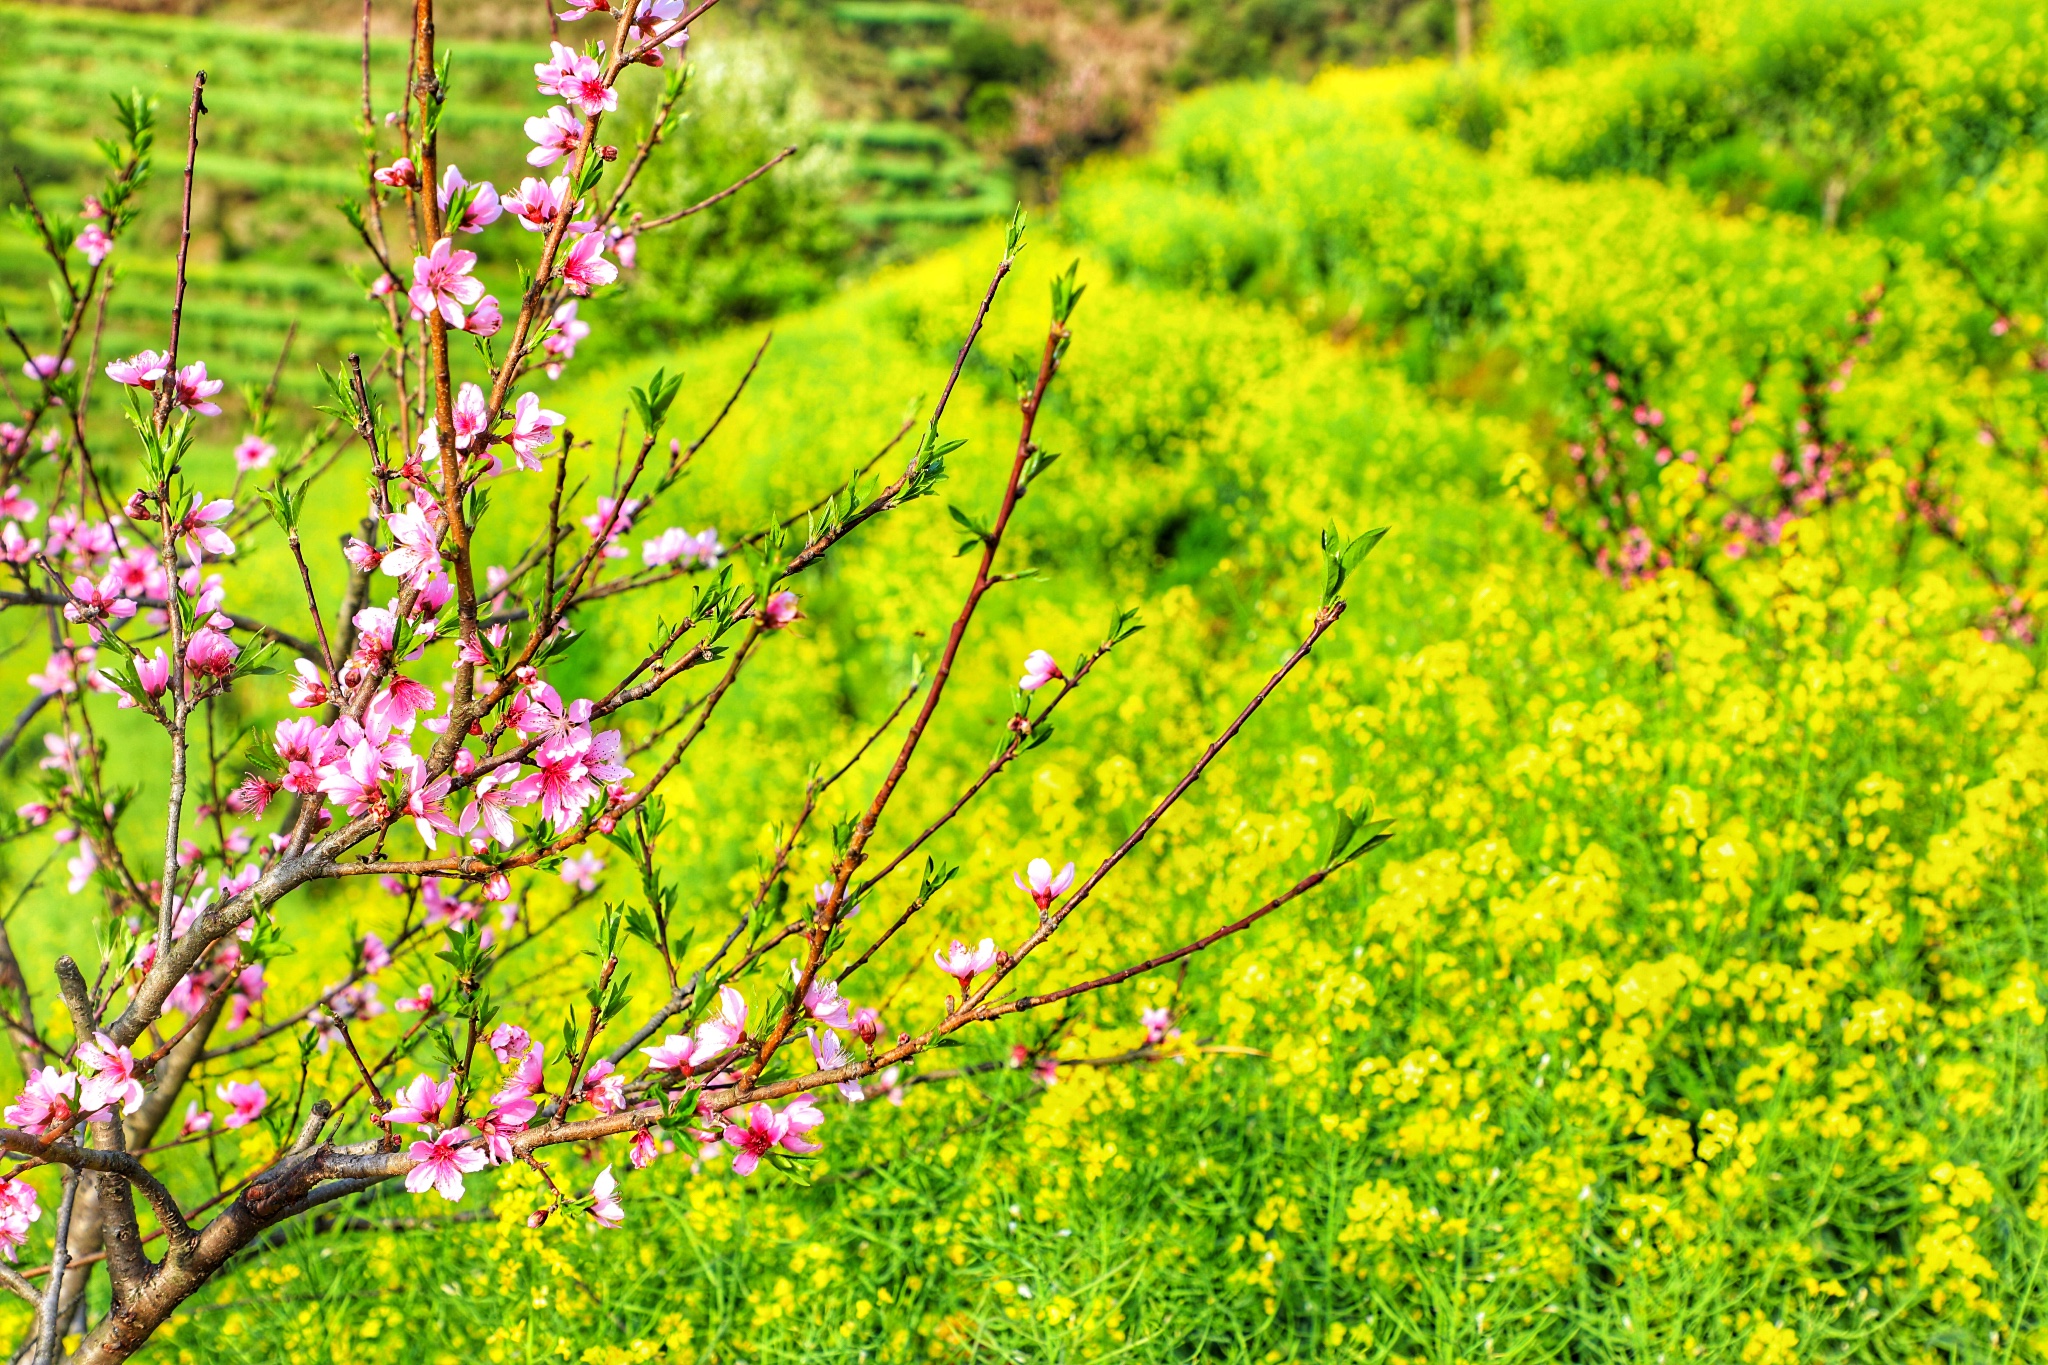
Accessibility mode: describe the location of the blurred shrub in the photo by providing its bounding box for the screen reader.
[1493,50,1733,178]
[1475,0,2048,295]
[1405,67,1511,151]
[619,40,855,345]
[1490,0,1718,67]
[948,18,1054,88]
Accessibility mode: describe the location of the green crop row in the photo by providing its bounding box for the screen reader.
[1475,0,2048,267]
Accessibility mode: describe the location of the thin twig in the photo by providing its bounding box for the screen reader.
[628,145,798,236]
[153,71,209,428]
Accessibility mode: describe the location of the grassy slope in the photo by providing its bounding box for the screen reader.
[103,86,2048,1365]
[0,4,537,392]
[3,6,2048,1364]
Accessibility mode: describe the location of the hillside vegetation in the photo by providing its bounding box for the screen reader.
[4,0,2048,1362]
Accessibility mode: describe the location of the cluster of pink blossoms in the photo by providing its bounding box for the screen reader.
[103,349,224,416]
[632,982,838,1177]
[9,476,286,909]
[379,1008,659,1217]
[244,612,634,849]
[368,57,625,370]
[2,1032,172,1151]
[0,1179,39,1263]
[641,525,723,570]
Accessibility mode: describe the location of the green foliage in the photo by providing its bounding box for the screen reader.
[1149,0,1451,88]
[13,7,2048,1362]
[619,39,858,345]
[95,221,2048,1365]
[947,18,1053,89]
[1483,0,2048,249]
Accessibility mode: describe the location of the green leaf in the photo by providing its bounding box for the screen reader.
[630,368,686,437]
[1050,259,1086,326]
[1320,524,1390,609]
[946,503,992,545]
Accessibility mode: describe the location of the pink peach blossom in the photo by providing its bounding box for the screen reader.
[851,1007,882,1046]
[233,434,276,471]
[508,393,564,469]
[934,937,998,995]
[393,981,435,1013]
[75,223,113,265]
[536,42,617,115]
[808,1028,865,1103]
[561,232,618,295]
[177,493,236,560]
[1013,857,1075,911]
[581,1059,626,1115]
[721,1103,789,1176]
[525,106,585,168]
[217,1080,268,1129]
[560,849,604,891]
[641,1032,693,1072]
[542,301,591,378]
[690,985,748,1066]
[385,1073,452,1128]
[77,1031,144,1115]
[1018,649,1063,691]
[790,959,852,1031]
[463,294,503,338]
[587,1164,624,1226]
[5,1067,78,1134]
[184,626,239,679]
[477,1096,535,1164]
[503,175,572,231]
[381,500,443,588]
[0,1178,39,1263]
[172,362,223,415]
[495,1043,548,1103]
[407,237,487,329]
[489,1024,533,1063]
[406,1128,485,1200]
[105,349,169,388]
[437,165,502,233]
[1141,1006,1178,1045]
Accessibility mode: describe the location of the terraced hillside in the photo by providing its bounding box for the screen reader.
[0,2,1017,400]
[0,6,535,393]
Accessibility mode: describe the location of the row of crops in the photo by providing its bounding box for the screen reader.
[0,2,1013,389]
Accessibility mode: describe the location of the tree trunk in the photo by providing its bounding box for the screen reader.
[26,998,225,1361]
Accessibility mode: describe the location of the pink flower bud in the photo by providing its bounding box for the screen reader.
[761,590,800,628]
[851,1007,881,1045]
[372,157,420,189]
[184,627,239,679]
[137,648,170,697]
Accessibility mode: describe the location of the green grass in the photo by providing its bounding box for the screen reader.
[0,2,1017,400]
[0,4,540,394]
[5,4,2048,1363]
